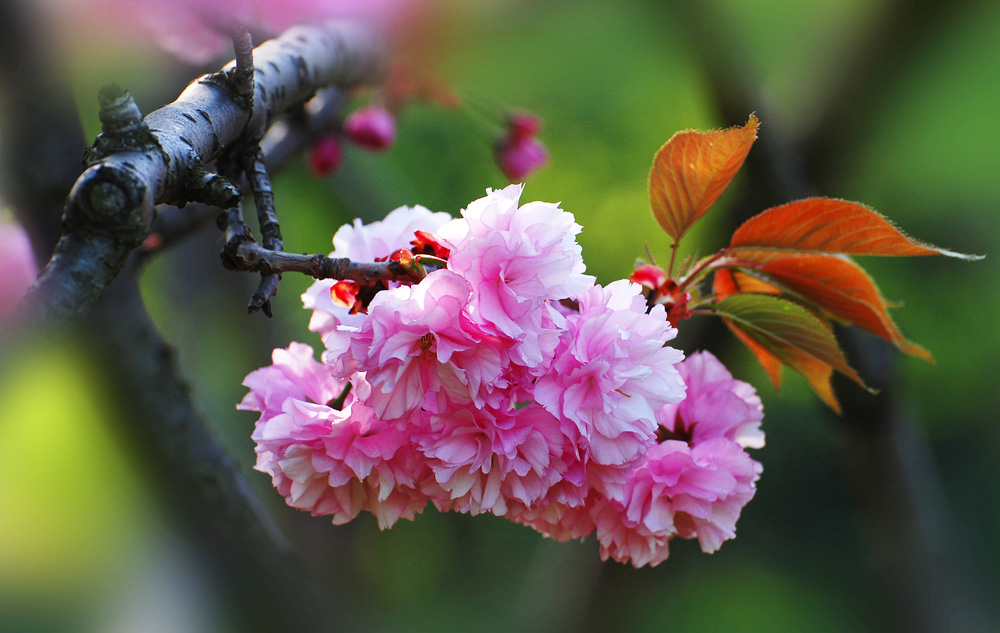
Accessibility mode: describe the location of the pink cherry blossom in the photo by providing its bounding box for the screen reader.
[594,434,762,567]
[302,204,451,337]
[534,280,686,478]
[324,269,506,420]
[668,438,761,553]
[241,185,769,566]
[82,0,419,65]
[437,184,593,367]
[0,222,37,320]
[658,351,765,449]
[510,489,596,542]
[249,376,428,528]
[238,342,346,424]
[592,493,672,568]
[414,404,566,516]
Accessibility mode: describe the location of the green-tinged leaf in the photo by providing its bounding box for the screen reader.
[731,198,984,259]
[713,268,784,390]
[649,114,758,243]
[717,250,933,361]
[714,294,872,413]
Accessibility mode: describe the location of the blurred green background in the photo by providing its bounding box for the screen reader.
[1,0,998,631]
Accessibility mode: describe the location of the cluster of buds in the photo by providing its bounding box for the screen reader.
[494,111,548,181]
[308,105,397,177]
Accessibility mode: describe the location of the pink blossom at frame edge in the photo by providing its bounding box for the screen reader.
[81,0,421,65]
[0,222,37,320]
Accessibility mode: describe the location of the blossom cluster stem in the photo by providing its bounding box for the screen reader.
[219,208,417,285]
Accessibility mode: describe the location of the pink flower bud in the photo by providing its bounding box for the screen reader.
[308,134,343,176]
[506,111,542,140]
[344,106,396,151]
[495,135,548,181]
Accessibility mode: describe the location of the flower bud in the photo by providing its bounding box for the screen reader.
[495,135,548,181]
[308,134,343,176]
[506,111,542,140]
[344,106,396,151]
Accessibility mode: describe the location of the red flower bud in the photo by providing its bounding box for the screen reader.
[411,230,451,259]
[495,134,548,181]
[344,106,396,151]
[308,134,343,176]
[506,111,542,140]
[330,280,360,309]
[630,264,669,291]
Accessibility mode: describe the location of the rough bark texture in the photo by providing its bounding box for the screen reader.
[22,20,384,327]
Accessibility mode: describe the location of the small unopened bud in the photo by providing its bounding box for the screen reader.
[344,106,396,151]
[505,111,542,141]
[308,134,343,176]
[630,264,668,292]
[495,135,548,181]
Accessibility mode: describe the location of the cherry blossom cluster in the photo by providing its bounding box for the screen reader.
[240,184,764,566]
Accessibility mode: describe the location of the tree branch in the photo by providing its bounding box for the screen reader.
[218,207,418,285]
[20,20,385,328]
[88,262,339,632]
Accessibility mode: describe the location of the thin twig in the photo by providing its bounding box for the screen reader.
[218,207,417,285]
[244,149,283,315]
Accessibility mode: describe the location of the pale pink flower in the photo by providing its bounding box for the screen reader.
[669,438,761,553]
[510,490,596,543]
[414,404,566,516]
[595,437,762,567]
[302,204,451,337]
[437,184,593,367]
[592,494,672,568]
[83,0,418,65]
[238,342,346,424]
[251,384,428,528]
[0,222,37,320]
[534,280,686,476]
[324,269,506,420]
[658,351,765,449]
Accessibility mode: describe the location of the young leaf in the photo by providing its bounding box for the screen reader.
[731,198,983,259]
[717,250,933,361]
[714,293,872,413]
[649,114,759,244]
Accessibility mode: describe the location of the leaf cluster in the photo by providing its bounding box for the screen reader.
[647,116,982,412]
